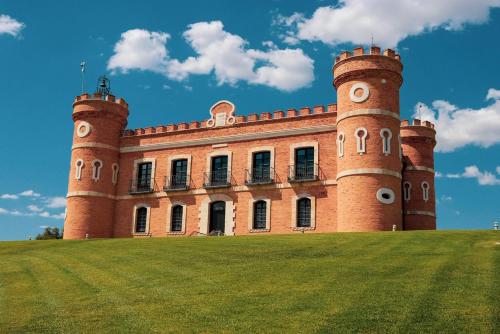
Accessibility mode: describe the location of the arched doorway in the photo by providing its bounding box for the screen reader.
[209,201,226,235]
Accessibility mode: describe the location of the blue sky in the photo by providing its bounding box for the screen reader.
[1,0,499,240]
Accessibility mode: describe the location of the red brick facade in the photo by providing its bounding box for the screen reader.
[64,47,436,239]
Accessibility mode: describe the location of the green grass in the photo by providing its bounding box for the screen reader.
[0,231,499,333]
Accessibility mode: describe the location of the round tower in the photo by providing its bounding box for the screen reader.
[333,46,403,232]
[400,119,436,230]
[63,80,128,239]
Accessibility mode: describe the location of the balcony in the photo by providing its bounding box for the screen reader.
[245,167,275,185]
[288,163,319,182]
[129,179,154,194]
[164,174,190,191]
[203,169,231,188]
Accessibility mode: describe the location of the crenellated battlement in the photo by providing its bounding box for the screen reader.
[74,93,128,108]
[400,118,435,130]
[334,46,401,64]
[121,103,337,137]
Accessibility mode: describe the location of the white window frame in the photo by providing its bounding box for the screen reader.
[91,159,103,182]
[133,158,156,188]
[199,194,235,236]
[166,201,187,234]
[403,181,412,202]
[75,159,84,181]
[291,193,316,230]
[248,197,271,232]
[355,127,368,155]
[167,154,192,187]
[380,128,392,156]
[112,163,119,185]
[337,132,345,158]
[421,181,430,202]
[132,203,151,236]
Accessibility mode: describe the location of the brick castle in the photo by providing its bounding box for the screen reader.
[63,46,436,239]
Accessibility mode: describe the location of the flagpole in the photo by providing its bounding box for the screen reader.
[80,61,86,94]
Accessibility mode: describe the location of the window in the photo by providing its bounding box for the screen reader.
[112,164,119,185]
[355,127,368,154]
[294,147,315,180]
[135,207,148,233]
[253,200,267,230]
[171,205,183,232]
[297,198,311,227]
[380,128,392,155]
[91,160,103,181]
[252,151,271,183]
[137,162,152,191]
[422,181,430,202]
[210,155,228,186]
[75,159,84,180]
[171,159,188,188]
[337,132,345,158]
[403,182,411,201]
[398,135,402,160]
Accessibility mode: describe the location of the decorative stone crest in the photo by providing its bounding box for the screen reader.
[76,121,91,138]
[207,100,236,128]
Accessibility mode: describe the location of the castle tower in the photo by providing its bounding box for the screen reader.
[63,80,128,239]
[333,47,403,231]
[400,119,436,230]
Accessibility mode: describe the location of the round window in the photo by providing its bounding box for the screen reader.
[376,188,395,204]
[77,121,91,138]
[349,82,370,103]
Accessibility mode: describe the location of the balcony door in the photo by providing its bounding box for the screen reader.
[295,147,314,180]
[209,201,226,234]
[252,151,271,182]
[171,159,188,188]
[211,156,228,185]
[137,162,152,190]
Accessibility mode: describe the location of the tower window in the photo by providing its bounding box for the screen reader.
[112,164,119,185]
[421,181,430,202]
[253,200,267,230]
[337,132,345,158]
[171,205,183,232]
[297,198,311,227]
[403,182,411,201]
[380,128,392,155]
[75,159,84,180]
[91,160,103,181]
[355,128,368,154]
[135,207,148,233]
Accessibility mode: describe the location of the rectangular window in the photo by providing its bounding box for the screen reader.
[253,201,267,230]
[252,151,271,183]
[171,159,188,188]
[297,198,311,227]
[294,147,315,180]
[171,205,183,232]
[137,162,152,191]
[210,155,228,185]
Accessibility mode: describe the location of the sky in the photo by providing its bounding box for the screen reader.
[0,0,499,240]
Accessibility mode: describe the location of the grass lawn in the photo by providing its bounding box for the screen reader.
[0,231,499,333]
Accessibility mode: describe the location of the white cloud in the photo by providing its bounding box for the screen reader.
[0,208,7,214]
[0,14,25,37]
[39,211,65,220]
[277,0,500,48]
[27,205,43,212]
[440,195,453,201]
[19,190,41,197]
[108,29,171,74]
[446,165,500,185]
[45,197,67,209]
[415,88,500,152]
[108,21,314,92]
[435,171,443,178]
[1,194,18,200]
[497,166,500,175]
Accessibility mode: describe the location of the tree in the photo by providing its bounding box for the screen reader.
[35,227,63,240]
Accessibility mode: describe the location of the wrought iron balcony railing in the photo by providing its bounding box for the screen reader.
[128,179,154,194]
[203,169,231,188]
[163,174,190,191]
[245,167,275,185]
[288,163,319,182]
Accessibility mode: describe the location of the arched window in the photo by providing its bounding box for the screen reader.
[253,200,267,230]
[421,181,430,202]
[403,182,412,201]
[380,128,392,155]
[112,163,119,185]
[75,159,84,180]
[171,205,183,232]
[135,207,148,233]
[297,198,311,227]
[398,135,402,160]
[354,128,368,154]
[337,132,345,158]
[92,160,103,181]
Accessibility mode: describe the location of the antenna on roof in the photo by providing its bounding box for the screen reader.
[96,75,111,97]
[80,61,86,93]
[418,103,423,120]
[371,35,374,47]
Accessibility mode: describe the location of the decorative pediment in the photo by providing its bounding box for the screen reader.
[207,100,236,128]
